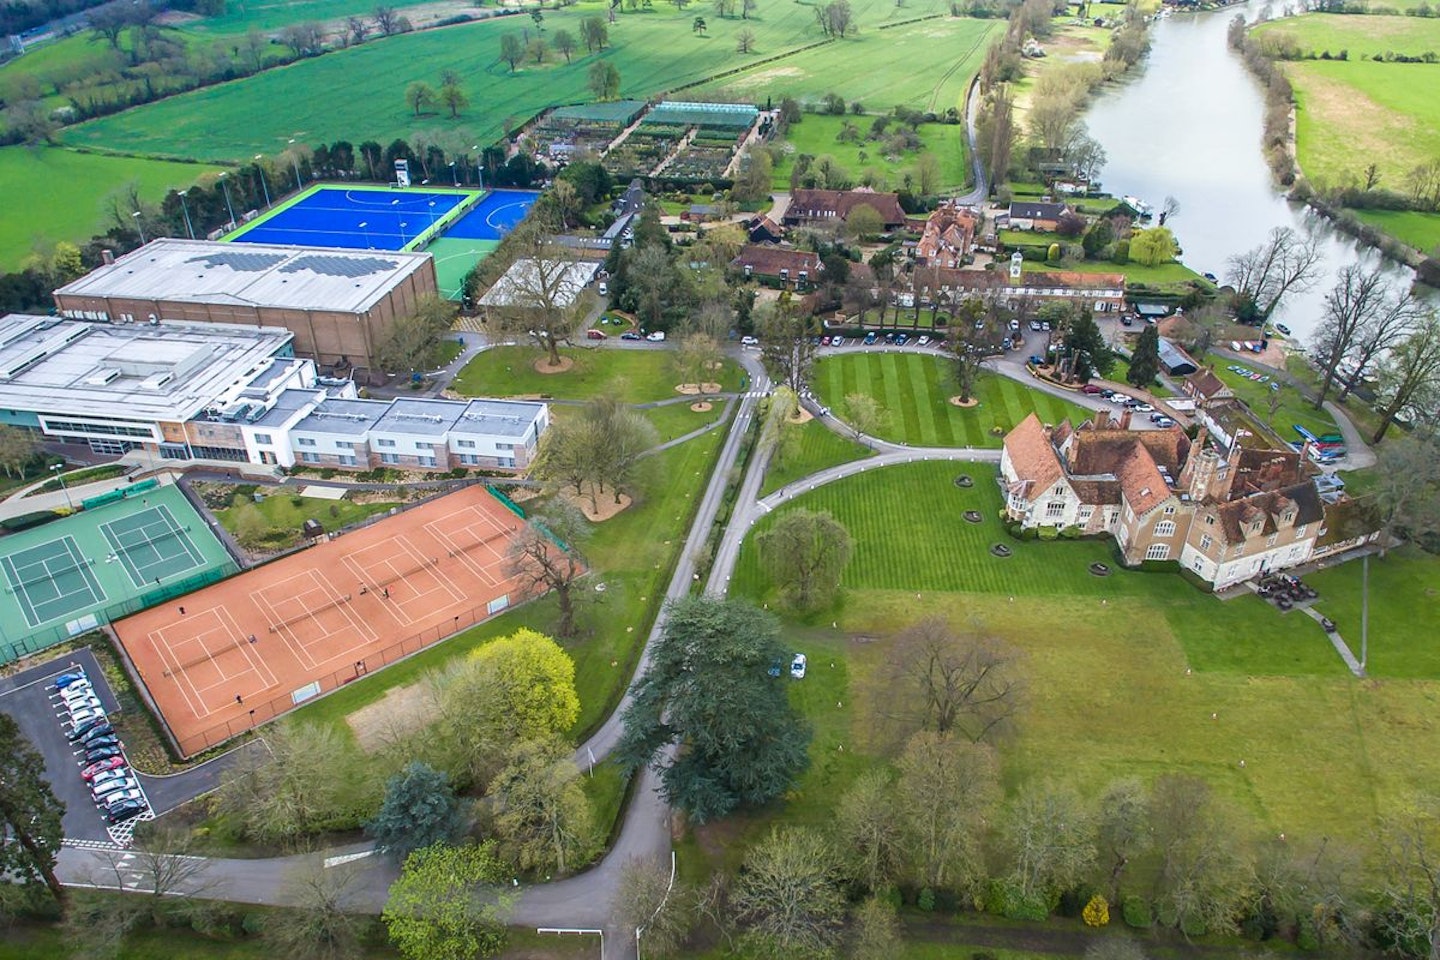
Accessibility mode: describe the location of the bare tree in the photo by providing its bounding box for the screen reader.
[843,392,884,441]
[879,616,1025,747]
[1369,426,1440,553]
[673,333,723,397]
[757,508,852,611]
[894,732,1000,892]
[506,502,591,638]
[345,16,369,45]
[1097,778,1150,901]
[1001,787,1097,905]
[1148,774,1250,936]
[614,856,693,959]
[835,770,903,893]
[483,218,591,367]
[1224,226,1323,324]
[756,299,819,394]
[374,5,400,35]
[1374,798,1440,960]
[730,827,846,959]
[1372,314,1440,443]
[1311,263,1387,410]
[1341,287,1422,402]
[262,857,368,960]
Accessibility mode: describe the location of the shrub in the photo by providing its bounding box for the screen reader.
[1038,525,1059,541]
[1059,525,1083,539]
[1084,893,1110,927]
[1122,896,1152,928]
[918,887,936,912]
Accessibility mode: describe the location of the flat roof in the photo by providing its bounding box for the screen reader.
[250,388,322,428]
[478,258,599,310]
[0,314,294,423]
[291,397,390,436]
[291,395,545,441]
[55,238,434,315]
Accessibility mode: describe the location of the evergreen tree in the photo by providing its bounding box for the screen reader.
[367,762,467,863]
[0,713,66,905]
[617,597,811,822]
[1127,324,1162,390]
[1063,311,1113,383]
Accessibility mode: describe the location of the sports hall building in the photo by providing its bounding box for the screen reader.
[52,239,438,373]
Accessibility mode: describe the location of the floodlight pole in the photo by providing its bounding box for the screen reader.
[450,160,458,187]
[428,199,436,232]
[472,144,483,190]
[359,221,370,248]
[218,173,237,230]
[254,155,272,208]
[178,189,195,240]
[131,210,146,245]
[287,138,303,192]
[1360,553,1369,672]
[399,221,408,246]
[50,463,72,510]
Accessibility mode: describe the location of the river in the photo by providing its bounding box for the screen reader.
[1081,0,1421,346]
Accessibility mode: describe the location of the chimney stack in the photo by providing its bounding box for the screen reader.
[1118,408,1132,431]
[101,250,115,266]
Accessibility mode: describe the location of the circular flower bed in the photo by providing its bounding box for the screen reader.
[1089,562,1111,577]
[954,474,974,488]
[990,543,1013,558]
[963,511,983,524]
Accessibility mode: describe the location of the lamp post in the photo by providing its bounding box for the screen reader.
[50,463,72,510]
[399,221,408,247]
[428,199,436,233]
[254,155,272,208]
[131,210,146,245]
[287,138,303,192]
[472,145,483,190]
[449,160,458,187]
[178,188,195,240]
[218,172,237,230]
[359,221,370,248]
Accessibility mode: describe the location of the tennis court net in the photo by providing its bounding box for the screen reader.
[8,558,93,590]
[113,525,189,557]
[267,592,353,633]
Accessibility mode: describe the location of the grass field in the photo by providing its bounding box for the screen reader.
[1023,259,1207,290]
[761,418,873,497]
[812,352,1090,447]
[0,146,218,271]
[721,460,1440,854]
[61,0,964,162]
[696,15,1001,117]
[452,346,742,405]
[213,491,401,550]
[640,398,729,442]
[1205,354,1341,442]
[767,114,971,193]
[1252,15,1440,188]
[1354,208,1440,254]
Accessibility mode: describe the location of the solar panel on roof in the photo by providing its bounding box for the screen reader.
[187,252,288,272]
[281,255,398,278]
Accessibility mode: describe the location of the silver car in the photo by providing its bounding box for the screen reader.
[92,777,138,799]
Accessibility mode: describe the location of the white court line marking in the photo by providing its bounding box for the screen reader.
[393,534,465,604]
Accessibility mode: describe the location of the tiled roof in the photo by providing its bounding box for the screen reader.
[1186,368,1230,401]
[1066,427,1189,517]
[916,202,977,264]
[1009,201,1067,220]
[731,244,821,277]
[1003,413,1064,500]
[786,189,907,226]
[1214,481,1324,543]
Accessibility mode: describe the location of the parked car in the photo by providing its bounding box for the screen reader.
[92,778,137,800]
[59,678,92,697]
[84,743,123,763]
[105,799,147,824]
[82,757,126,780]
[645,331,666,342]
[620,331,642,341]
[98,788,144,808]
[1029,320,1042,332]
[1134,403,1155,413]
[917,335,930,346]
[585,328,607,340]
[767,657,783,678]
[53,672,86,690]
[60,688,95,709]
[67,712,104,735]
[1120,315,1134,327]
[1008,319,1021,331]
[1152,416,1176,427]
[740,335,759,346]
[863,332,878,345]
[1081,384,1103,395]
[82,723,116,745]
[884,333,896,344]
[1028,355,1046,366]
[598,281,608,296]
[90,767,131,787]
[831,336,845,347]
[820,336,832,346]
[1109,393,1131,405]
[895,334,909,346]
[790,654,807,680]
[66,697,102,716]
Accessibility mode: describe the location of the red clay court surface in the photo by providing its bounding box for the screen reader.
[113,486,532,756]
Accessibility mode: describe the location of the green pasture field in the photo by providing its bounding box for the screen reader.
[1308,546,1440,679]
[723,460,1440,853]
[1252,15,1440,186]
[761,417,873,497]
[0,146,218,271]
[187,0,439,36]
[812,352,1090,448]
[1354,208,1440,253]
[1023,259,1208,290]
[767,113,971,193]
[1205,354,1341,442]
[452,346,741,405]
[62,0,950,163]
[696,16,1001,117]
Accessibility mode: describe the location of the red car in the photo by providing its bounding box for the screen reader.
[1081,384,1103,394]
[81,756,125,780]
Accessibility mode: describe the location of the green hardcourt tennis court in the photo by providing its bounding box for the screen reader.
[0,483,235,664]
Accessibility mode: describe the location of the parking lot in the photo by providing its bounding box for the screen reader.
[1,650,306,849]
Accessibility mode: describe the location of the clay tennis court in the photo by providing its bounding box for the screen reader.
[112,485,536,757]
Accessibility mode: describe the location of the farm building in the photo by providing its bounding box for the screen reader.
[783,189,907,231]
[52,239,438,375]
[1157,338,1199,376]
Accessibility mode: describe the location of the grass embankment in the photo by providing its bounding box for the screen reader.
[767,113,971,193]
[707,460,1440,882]
[212,491,401,550]
[62,0,943,162]
[813,352,1090,447]
[0,146,219,271]
[451,346,742,405]
[1205,354,1341,441]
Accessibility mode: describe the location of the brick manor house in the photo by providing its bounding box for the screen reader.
[999,409,1345,589]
